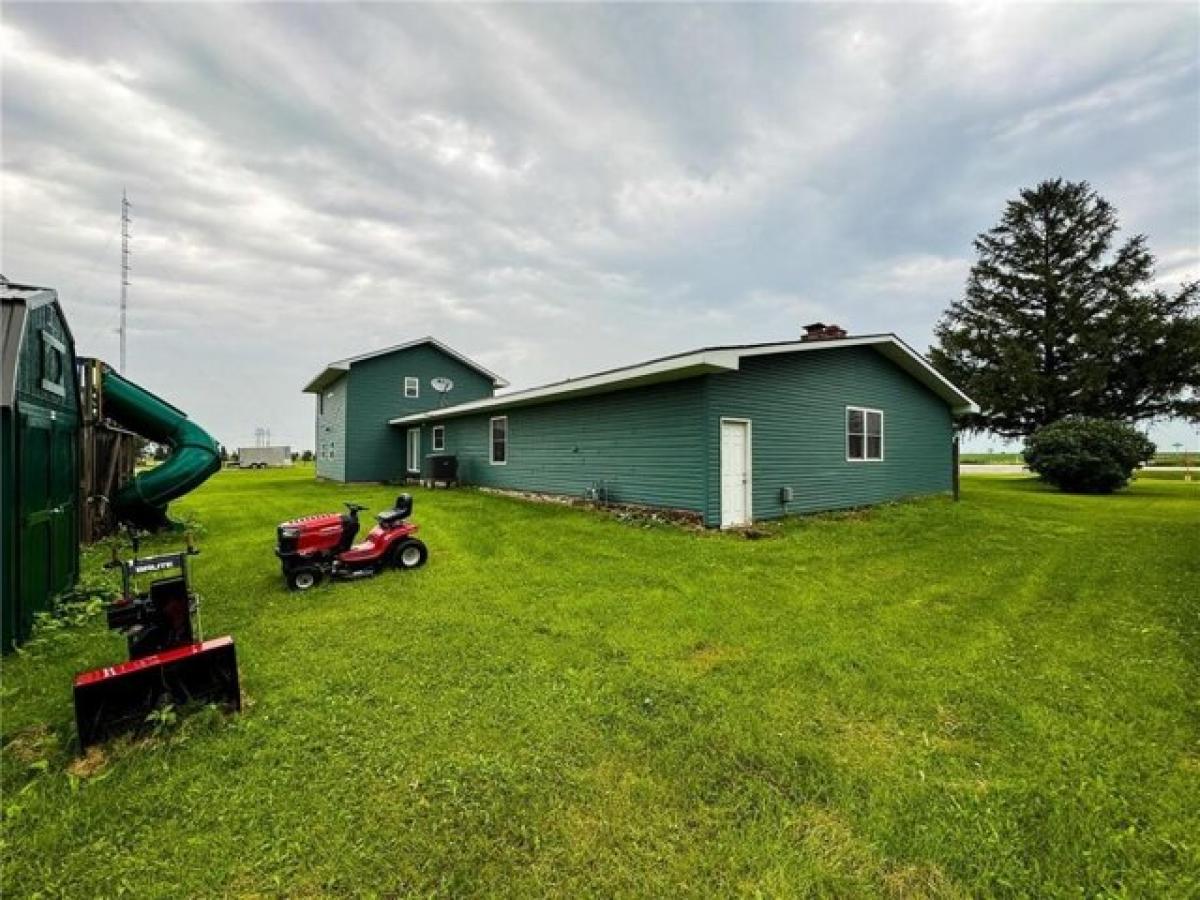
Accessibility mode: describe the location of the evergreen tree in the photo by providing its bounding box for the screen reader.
[930,179,1199,437]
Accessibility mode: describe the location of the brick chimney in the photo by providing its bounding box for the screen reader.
[801,322,847,342]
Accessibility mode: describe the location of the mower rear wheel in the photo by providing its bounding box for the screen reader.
[393,540,428,570]
[287,567,323,591]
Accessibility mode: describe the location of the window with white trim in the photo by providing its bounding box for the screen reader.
[40,330,66,397]
[407,428,421,473]
[846,407,883,461]
[432,425,445,452]
[404,377,419,399]
[490,416,508,465]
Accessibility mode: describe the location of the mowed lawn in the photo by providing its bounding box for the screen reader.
[3,468,1198,897]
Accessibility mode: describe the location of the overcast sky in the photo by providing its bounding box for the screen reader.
[4,3,1198,453]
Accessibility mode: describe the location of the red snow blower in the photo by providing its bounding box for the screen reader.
[73,532,240,750]
[275,494,428,591]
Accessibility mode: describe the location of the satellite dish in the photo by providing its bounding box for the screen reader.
[431,377,454,394]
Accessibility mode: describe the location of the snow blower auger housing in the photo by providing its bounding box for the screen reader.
[73,532,240,750]
[275,494,428,591]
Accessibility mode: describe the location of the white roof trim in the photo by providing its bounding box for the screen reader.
[389,335,978,425]
[303,336,508,393]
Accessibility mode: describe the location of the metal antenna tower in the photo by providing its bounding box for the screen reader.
[119,190,132,373]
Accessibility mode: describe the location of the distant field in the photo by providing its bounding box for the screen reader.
[959,452,1024,465]
[1150,452,1197,468]
[960,451,1197,468]
[1135,469,1197,482]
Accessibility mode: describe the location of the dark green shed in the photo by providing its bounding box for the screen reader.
[1,280,80,649]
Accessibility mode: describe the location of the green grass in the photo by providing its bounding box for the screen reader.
[3,468,1198,897]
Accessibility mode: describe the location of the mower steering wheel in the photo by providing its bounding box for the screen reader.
[344,502,367,514]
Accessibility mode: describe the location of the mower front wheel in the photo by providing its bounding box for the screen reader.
[287,567,324,591]
[393,539,428,570]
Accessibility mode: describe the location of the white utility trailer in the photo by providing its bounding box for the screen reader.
[237,446,292,468]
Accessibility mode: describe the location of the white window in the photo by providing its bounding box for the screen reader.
[404,377,419,399]
[40,330,66,397]
[407,428,421,473]
[432,425,445,452]
[490,416,508,465]
[846,407,884,461]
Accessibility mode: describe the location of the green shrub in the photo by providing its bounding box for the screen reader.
[1024,418,1156,493]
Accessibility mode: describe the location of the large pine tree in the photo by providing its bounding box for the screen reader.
[930,179,1199,437]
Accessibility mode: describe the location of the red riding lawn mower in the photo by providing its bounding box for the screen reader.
[275,494,428,591]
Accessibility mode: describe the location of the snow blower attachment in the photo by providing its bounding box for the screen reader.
[73,532,240,749]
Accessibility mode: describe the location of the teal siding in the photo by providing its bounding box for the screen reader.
[389,344,956,526]
[702,347,954,526]
[421,378,707,512]
[345,344,494,482]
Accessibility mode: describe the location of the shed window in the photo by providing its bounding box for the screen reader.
[318,393,324,415]
[432,425,445,452]
[490,416,508,465]
[40,330,66,397]
[404,377,419,399]
[846,407,883,461]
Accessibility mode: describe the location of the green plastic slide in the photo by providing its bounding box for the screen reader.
[102,366,221,531]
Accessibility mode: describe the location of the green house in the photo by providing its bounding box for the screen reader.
[302,337,507,483]
[307,327,976,528]
[385,327,976,528]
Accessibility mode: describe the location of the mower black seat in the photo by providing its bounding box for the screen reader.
[376,494,413,527]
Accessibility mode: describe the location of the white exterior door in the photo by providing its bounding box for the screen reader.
[720,419,752,528]
[407,427,421,474]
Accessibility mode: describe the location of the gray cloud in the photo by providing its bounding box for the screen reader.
[3,3,1197,452]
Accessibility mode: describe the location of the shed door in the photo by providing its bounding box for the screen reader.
[16,408,78,640]
[406,428,421,474]
[720,419,752,528]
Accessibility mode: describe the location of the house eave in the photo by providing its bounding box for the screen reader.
[302,336,507,395]
[302,365,349,394]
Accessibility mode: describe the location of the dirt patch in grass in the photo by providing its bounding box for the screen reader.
[686,641,747,674]
[830,718,907,770]
[883,862,966,899]
[67,746,108,778]
[794,806,880,879]
[4,724,56,764]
